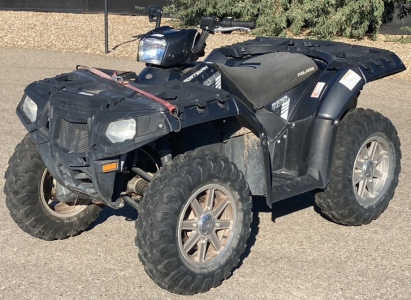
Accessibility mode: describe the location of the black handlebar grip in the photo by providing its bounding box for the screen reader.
[219,18,256,29]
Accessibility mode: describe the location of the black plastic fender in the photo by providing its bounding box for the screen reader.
[306,67,365,188]
[317,67,365,120]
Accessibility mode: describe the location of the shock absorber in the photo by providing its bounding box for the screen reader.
[157,136,172,166]
[127,175,149,196]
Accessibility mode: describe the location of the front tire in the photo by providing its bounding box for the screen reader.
[136,151,252,294]
[4,135,103,240]
[315,108,401,225]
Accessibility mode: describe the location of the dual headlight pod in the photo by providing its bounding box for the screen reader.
[22,95,38,123]
[105,119,136,144]
[23,95,136,144]
[138,37,167,65]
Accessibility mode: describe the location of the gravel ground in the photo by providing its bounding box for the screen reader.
[0,10,410,80]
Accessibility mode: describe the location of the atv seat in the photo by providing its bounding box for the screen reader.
[216,52,318,108]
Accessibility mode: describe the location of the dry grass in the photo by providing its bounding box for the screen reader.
[0,10,410,80]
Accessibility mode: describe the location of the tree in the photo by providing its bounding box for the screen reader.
[164,0,397,39]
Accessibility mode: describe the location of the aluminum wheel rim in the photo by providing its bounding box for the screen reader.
[40,168,87,217]
[352,135,392,206]
[178,184,237,267]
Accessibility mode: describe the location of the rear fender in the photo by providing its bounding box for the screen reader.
[317,67,365,120]
[306,67,365,187]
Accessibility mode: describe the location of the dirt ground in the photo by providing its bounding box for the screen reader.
[0,11,410,80]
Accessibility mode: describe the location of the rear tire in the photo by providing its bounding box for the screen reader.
[315,108,401,225]
[136,150,252,294]
[4,135,102,240]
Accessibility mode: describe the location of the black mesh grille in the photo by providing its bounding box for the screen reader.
[57,118,89,153]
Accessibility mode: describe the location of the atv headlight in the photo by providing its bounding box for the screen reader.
[22,95,38,122]
[106,119,136,143]
[138,38,167,65]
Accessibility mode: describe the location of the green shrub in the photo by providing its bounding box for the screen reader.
[164,0,396,39]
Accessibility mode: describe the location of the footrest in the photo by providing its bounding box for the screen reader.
[270,175,320,204]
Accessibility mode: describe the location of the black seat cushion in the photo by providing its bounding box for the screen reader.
[217,52,318,108]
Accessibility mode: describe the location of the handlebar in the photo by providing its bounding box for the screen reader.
[218,18,256,29]
[214,27,252,32]
[199,16,256,32]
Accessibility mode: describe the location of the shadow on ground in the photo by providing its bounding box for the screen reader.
[86,192,320,240]
[232,192,318,275]
[87,204,138,231]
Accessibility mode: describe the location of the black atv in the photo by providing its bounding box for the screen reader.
[4,6,406,295]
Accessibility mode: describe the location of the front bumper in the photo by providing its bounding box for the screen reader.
[17,74,170,207]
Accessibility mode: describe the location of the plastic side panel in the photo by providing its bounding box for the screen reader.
[317,67,365,120]
[223,132,266,195]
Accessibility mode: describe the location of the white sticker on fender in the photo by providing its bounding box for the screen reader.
[340,70,362,91]
[79,92,94,96]
[311,82,326,98]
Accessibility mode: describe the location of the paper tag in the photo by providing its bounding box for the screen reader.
[340,70,362,91]
[311,82,326,98]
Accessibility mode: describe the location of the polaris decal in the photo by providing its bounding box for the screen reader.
[183,66,208,82]
[271,95,290,120]
[297,67,316,77]
[340,70,362,91]
[203,72,221,89]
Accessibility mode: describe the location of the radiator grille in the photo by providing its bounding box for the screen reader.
[57,118,89,153]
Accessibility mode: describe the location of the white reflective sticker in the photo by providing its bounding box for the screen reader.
[272,95,290,120]
[311,82,326,98]
[79,92,94,96]
[340,70,362,91]
[203,72,221,89]
[281,98,290,120]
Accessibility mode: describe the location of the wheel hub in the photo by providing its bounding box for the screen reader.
[178,184,236,266]
[198,214,215,236]
[363,160,374,178]
[41,168,87,217]
[352,134,392,204]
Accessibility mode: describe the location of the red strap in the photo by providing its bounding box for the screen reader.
[77,65,177,115]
